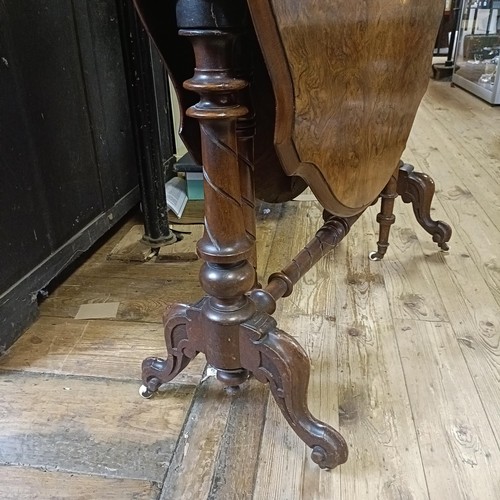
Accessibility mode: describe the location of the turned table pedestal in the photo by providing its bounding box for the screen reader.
[134,0,452,469]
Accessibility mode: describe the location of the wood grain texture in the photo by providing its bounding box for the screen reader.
[157,224,203,262]
[263,201,334,317]
[0,466,160,500]
[206,378,267,500]
[0,317,205,385]
[39,273,202,323]
[334,217,428,499]
[159,375,234,500]
[0,372,194,482]
[373,218,449,322]
[159,202,284,500]
[248,200,344,498]
[392,202,500,451]
[169,200,204,225]
[105,223,202,263]
[161,375,267,500]
[401,85,500,454]
[412,86,500,232]
[107,224,157,262]
[71,257,201,283]
[407,131,500,310]
[255,200,284,283]
[249,0,444,215]
[81,210,143,263]
[395,319,500,499]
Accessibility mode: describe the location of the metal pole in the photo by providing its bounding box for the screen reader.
[116,0,177,247]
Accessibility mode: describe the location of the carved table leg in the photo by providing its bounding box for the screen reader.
[369,165,399,261]
[240,312,348,469]
[397,163,452,250]
[140,303,201,397]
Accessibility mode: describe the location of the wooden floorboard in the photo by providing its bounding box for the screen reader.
[405,135,500,308]
[394,319,500,499]
[371,213,450,323]
[334,217,429,500]
[393,205,500,450]
[0,466,160,500]
[160,375,268,500]
[38,273,202,324]
[0,372,194,482]
[0,80,499,499]
[0,316,205,385]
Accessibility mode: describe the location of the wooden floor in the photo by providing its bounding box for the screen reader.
[1,80,499,499]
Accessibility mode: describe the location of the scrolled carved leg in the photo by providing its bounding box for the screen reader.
[397,163,452,250]
[240,313,348,470]
[369,166,399,261]
[140,303,200,397]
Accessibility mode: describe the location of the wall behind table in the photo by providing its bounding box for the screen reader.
[0,0,142,349]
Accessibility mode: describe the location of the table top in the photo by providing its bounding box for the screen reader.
[134,0,443,216]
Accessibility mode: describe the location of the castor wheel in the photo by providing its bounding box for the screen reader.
[139,384,154,399]
[139,376,161,399]
[368,251,382,261]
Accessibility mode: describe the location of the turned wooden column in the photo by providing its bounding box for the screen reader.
[369,165,399,261]
[236,85,258,271]
[177,1,255,386]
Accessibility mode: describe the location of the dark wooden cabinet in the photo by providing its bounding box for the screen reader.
[0,0,175,350]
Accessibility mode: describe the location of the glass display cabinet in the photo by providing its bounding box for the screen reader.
[452,1,500,104]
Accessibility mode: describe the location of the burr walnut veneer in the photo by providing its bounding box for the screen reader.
[133,0,452,469]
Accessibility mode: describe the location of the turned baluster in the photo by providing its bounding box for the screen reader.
[177,2,256,386]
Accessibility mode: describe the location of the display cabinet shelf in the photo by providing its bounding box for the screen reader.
[452,1,500,104]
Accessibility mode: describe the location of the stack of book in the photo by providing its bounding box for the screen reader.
[174,153,204,201]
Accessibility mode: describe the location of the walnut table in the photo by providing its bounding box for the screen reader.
[133,0,452,469]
